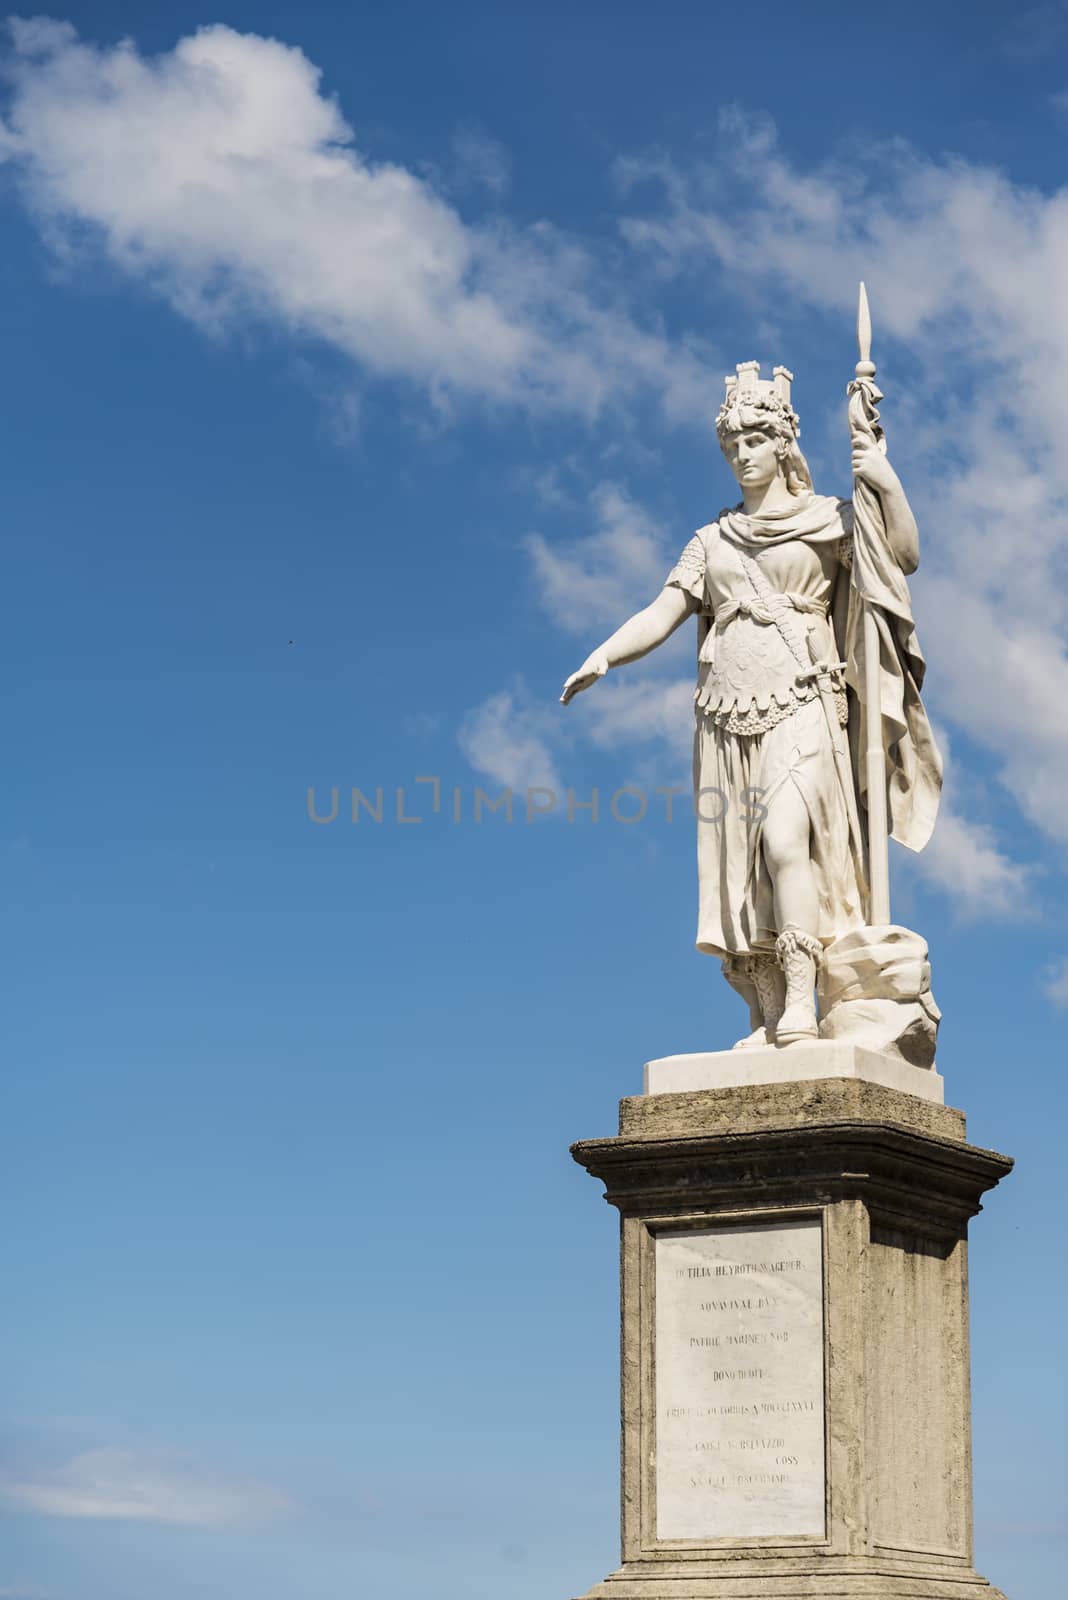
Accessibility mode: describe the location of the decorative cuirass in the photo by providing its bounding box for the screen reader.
[696,594,830,736]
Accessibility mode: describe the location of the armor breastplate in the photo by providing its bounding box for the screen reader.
[695,595,836,736]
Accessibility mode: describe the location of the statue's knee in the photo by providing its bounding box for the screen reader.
[762,815,808,874]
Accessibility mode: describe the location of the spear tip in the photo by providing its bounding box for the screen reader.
[856,281,875,376]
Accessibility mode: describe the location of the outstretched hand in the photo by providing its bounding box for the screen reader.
[560,650,609,705]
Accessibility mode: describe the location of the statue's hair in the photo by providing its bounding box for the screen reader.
[715,397,813,495]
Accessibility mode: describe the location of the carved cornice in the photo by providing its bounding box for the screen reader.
[571,1116,1013,1238]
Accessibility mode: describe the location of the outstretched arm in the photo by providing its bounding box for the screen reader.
[560,585,698,705]
[852,436,919,575]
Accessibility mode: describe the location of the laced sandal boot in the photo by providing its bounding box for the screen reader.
[774,925,821,1045]
[749,951,786,1046]
[722,955,766,1049]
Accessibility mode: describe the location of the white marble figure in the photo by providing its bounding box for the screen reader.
[561,355,942,1056]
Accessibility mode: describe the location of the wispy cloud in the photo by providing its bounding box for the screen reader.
[450,123,511,196]
[1,21,1053,913]
[916,807,1034,922]
[580,673,693,765]
[616,113,1068,865]
[909,726,1035,921]
[526,481,671,633]
[458,685,561,791]
[463,480,693,789]
[1042,955,1068,1008]
[996,3,1068,61]
[0,1447,291,1527]
[0,19,709,422]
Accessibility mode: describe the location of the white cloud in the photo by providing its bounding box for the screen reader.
[2,25,1053,909]
[616,115,1068,861]
[0,20,709,420]
[1043,954,1068,1008]
[526,481,671,633]
[914,808,1034,921]
[458,687,561,792]
[450,124,511,195]
[0,1447,291,1527]
[473,124,1066,916]
[909,725,1035,920]
[465,482,694,789]
[581,673,693,764]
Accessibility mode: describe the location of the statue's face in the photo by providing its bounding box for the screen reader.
[721,425,783,492]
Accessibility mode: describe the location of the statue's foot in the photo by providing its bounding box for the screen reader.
[774,926,821,1046]
[775,999,818,1045]
[732,1026,770,1050]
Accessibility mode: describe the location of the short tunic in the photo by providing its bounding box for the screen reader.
[666,510,865,957]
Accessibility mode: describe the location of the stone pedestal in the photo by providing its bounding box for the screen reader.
[570,1053,1013,1599]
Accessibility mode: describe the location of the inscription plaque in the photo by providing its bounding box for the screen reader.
[653,1217,825,1541]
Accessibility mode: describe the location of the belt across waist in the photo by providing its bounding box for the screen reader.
[712,592,828,627]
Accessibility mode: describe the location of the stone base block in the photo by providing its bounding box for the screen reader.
[643,1041,944,1104]
[575,1560,1007,1597]
[569,1078,1013,1600]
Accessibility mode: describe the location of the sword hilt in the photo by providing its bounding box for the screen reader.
[797,659,847,687]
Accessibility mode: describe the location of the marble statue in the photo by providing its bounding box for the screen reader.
[561,291,943,1060]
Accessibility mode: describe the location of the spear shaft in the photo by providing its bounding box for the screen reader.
[851,282,891,925]
[863,582,890,923]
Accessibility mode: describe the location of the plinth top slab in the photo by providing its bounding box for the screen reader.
[572,1076,1012,1238]
[644,1039,943,1104]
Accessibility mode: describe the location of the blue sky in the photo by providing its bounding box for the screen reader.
[1,3,1065,1597]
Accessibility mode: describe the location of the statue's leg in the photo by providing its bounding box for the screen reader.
[723,952,787,1050]
[775,925,822,1044]
[762,780,818,934]
[749,951,786,1042]
[763,782,820,1044]
[722,955,764,1049]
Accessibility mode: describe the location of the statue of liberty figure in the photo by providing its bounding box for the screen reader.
[561,317,942,1057]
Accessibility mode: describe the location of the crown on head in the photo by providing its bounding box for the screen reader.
[716,361,800,437]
